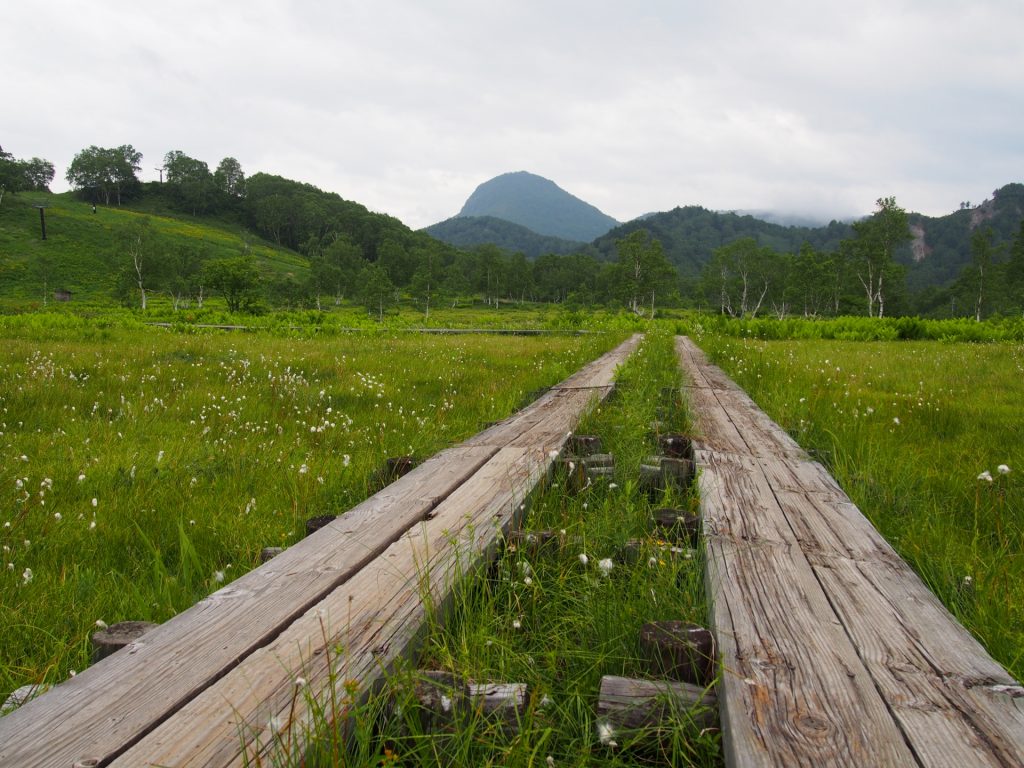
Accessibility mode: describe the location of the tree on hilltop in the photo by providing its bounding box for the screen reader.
[845,196,911,318]
[67,145,142,205]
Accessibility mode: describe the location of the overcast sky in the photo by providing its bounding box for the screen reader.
[4,0,1022,229]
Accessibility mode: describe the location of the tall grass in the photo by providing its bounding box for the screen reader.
[0,323,621,699]
[696,333,1024,679]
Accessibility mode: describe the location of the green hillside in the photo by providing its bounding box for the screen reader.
[0,192,308,305]
[423,215,585,257]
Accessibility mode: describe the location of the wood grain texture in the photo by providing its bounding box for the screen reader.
[676,335,1024,768]
[0,336,638,768]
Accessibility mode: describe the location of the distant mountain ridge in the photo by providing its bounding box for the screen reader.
[455,171,619,242]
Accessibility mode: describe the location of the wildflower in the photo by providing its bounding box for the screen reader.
[21,567,33,585]
[608,482,618,490]
[77,473,86,482]
[512,619,521,630]
[523,576,533,586]
[157,450,164,462]
[53,512,61,521]
[89,521,96,530]
[91,498,98,508]
[295,677,307,688]
[597,720,617,747]
[578,553,589,566]
[598,558,614,576]
[96,619,108,629]
[15,479,23,490]
[892,417,900,425]
[648,556,658,567]
[343,454,351,467]
[977,470,993,483]
[997,464,1011,475]
[547,757,556,767]
[299,463,309,475]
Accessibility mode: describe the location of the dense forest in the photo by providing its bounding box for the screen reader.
[1,143,1022,319]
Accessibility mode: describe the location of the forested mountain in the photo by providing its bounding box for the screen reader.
[587,206,854,277]
[454,171,619,241]
[903,183,1024,290]
[423,215,584,257]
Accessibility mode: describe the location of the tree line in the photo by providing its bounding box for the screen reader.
[4,142,1022,319]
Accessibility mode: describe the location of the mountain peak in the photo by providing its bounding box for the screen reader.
[456,171,618,242]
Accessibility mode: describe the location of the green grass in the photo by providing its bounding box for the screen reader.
[0,322,622,698]
[695,333,1024,679]
[276,329,720,767]
[0,192,308,304]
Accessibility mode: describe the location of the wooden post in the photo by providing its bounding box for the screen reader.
[91,621,159,662]
[568,434,603,456]
[658,433,693,460]
[596,675,717,746]
[639,621,716,686]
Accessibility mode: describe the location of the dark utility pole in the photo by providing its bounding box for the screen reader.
[33,205,47,240]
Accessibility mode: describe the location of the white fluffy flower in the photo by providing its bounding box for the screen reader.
[578,553,588,566]
[978,470,993,483]
[598,558,614,576]
[997,464,1011,475]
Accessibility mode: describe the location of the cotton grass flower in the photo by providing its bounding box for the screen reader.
[977,470,993,483]
[578,553,589,566]
[598,558,614,576]
[997,464,1011,475]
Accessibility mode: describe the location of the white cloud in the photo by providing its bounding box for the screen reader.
[2,0,1021,229]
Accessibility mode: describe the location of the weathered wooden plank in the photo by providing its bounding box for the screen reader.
[597,675,718,738]
[110,437,583,765]
[699,459,916,767]
[0,443,494,768]
[811,555,1024,767]
[0,336,639,768]
[678,334,1024,767]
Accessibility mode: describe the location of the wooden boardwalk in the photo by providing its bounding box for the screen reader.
[0,335,639,768]
[677,336,1024,767]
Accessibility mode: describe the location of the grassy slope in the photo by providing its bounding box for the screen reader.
[0,192,308,304]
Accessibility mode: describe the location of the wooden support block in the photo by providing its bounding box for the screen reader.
[581,452,615,469]
[409,672,527,736]
[658,433,693,461]
[467,681,528,734]
[559,457,588,493]
[596,675,717,747]
[651,508,701,545]
[585,466,615,483]
[259,546,283,563]
[304,514,336,537]
[91,622,159,662]
[660,457,694,489]
[639,621,716,686]
[568,434,603,456]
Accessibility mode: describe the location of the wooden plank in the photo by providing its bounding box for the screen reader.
[678,335,1024,767]
[0,444,494,768]
[699,459,917,767]
[0,336,639,768]
[112,386,615,766]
